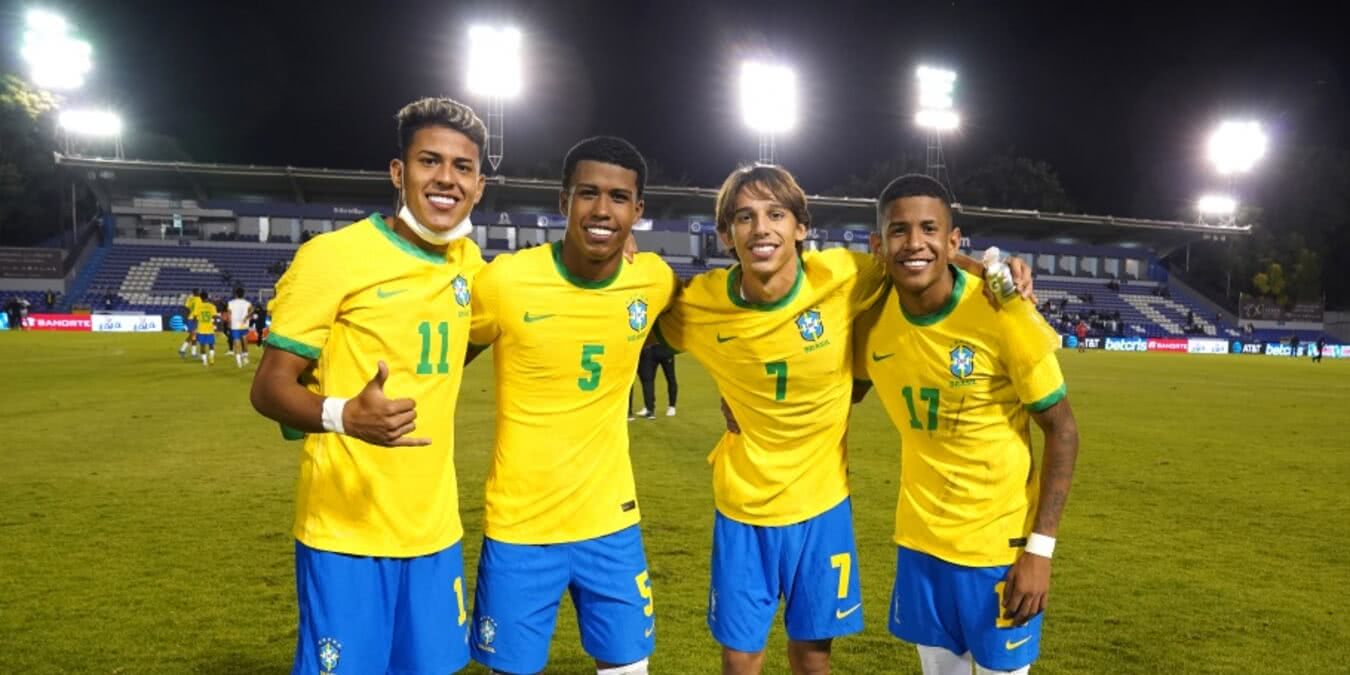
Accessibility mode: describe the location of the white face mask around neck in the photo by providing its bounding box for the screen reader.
[398,173,472,244]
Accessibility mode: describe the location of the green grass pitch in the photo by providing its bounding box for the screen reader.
[1,332,1346,673]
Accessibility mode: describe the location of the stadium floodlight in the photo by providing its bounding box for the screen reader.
[914,64,958,189]
[21,9,93,91]
[466,25,523,98]
[739,61,796,163]
[914,66,958,130]
[1207,120,1267,175]
[739,61,797,134]
[466,24,523,172]
[59,109,123,137]
[914,109,959,131]
[1196,193,1237,217]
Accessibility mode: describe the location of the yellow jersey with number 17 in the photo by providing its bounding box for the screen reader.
[470,242,678,544]
[195,302,217,335]
[264,213,484,558]
[655,248,886,526]
[853,266,1065,567]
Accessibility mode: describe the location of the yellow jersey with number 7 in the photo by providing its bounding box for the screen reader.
[655,248,886,526]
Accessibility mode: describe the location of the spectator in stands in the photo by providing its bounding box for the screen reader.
[103,289,115,310]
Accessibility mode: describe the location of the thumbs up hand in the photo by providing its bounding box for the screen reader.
[343,361,431,447]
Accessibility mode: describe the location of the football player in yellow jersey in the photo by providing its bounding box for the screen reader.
[178,288,201,359]
[194,291,217,366]
[250,97,488,675]
[654,164,883,675]
[465,137,674,675]
[853,174,1079,675]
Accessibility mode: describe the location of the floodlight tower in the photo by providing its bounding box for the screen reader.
[914,66,958,190]
[466,25,523,172]
[59,109,124,159]
[1197,120,1267,227]
[739,61,796,164]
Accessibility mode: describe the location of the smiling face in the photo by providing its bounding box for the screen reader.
[719,182,807,279]
[872,195,961,297]
[388,125,485,233]
[559,159,644,263]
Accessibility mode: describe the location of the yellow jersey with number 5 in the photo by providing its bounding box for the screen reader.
[853,266,1065,567]
[655,248,886,526]
[263,214,484,557]
[469,242,677,544]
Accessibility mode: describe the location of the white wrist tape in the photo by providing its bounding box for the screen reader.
[321,397,349,434]
[1025,532,1056,558]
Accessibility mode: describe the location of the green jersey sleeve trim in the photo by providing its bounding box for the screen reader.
[900,265,967,326]
[372,213,448,265]
[550,240,623,289]
[725,258,804,311]
[1025,383,1067,413]
[263,332,321,360]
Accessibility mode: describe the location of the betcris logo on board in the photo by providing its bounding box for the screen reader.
[1264,343,1293,356]
[1104,337,1147,352]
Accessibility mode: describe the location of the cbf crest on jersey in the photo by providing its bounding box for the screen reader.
[950,343,976,380]
[478,616,498,647]
[452,274,471,307]
[795,308,824,341]
[317,637,341,674]
[628,298,649,332]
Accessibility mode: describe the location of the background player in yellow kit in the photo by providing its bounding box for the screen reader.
[853,174,1080,675]
[466,137,676,675]
[249,97,487,675]
[194,291,217,367]
[178,288,200,359]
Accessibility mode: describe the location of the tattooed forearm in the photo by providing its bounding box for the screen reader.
[1032,398,1079,537]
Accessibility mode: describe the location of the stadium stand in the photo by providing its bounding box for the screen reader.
[10,153,1324,343]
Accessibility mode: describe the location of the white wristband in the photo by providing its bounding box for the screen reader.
[1025,532,1056,558]
[321,397,349,435]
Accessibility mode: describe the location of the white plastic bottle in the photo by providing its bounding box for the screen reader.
[982,246,1019,306]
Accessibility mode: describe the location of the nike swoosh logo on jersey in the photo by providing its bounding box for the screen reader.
[376,288,407,299]
[835,603,862,620]
[1005,636,1032,650]
[872,352,895,362]
[523,312,556,323]
[716,334,738,343]
[644,624,654,638]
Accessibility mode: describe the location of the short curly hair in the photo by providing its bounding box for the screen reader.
[395,97,487,162]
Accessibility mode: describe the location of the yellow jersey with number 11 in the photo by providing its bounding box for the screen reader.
[264,214,484,557]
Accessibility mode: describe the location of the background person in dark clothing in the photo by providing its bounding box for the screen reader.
[634,343,678,419]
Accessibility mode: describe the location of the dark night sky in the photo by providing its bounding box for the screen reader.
[4,0,1347,220]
